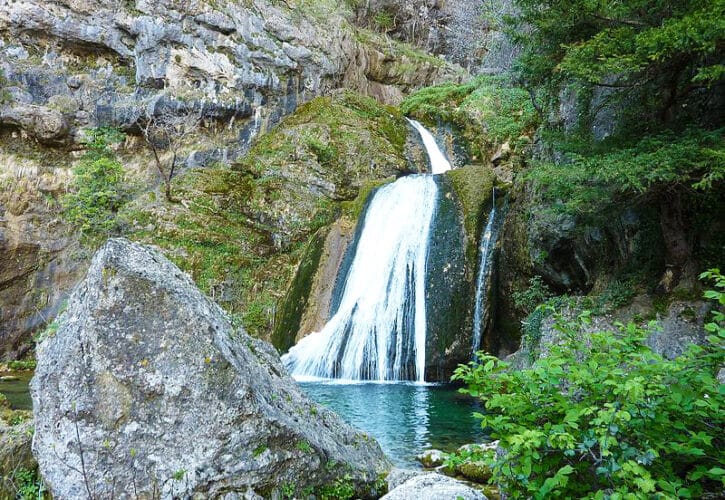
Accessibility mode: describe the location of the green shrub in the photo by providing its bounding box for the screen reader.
[62,127,130,241]
[512,276,553,314]
[7,359,36,371]
[452,270,725,498]
[526,127,725,217]
[12,468,42,499]
[373,11,395,32]
[319,474,356,500]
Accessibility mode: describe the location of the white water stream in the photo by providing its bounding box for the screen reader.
[471,192,498,354]
[281,120,453,382]
[406,119,452,174]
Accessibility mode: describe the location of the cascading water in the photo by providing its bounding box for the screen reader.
[471,191,501,355]
[281,120,452,382]
[406,119,452,174]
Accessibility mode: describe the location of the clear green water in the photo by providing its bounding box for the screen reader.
[298,381,485,467]
[0,372,33,410]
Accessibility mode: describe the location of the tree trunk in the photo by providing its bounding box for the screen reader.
[656,190,692,293]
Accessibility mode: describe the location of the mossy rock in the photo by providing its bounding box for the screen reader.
[445,164,496,266]
[401,76,539,161]
[457,460,493,484]
[272,227,329,353]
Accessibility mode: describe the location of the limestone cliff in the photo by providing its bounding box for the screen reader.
[0,0,465,357]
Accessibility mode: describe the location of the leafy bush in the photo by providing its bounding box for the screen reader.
[512,276,553,314]
[62,127,130,241]
[11,468,42,499]
[452,270,725,498]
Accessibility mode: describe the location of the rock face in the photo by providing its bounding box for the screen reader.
[0,0,457,151]
[0,150,85,361]
[31,238,390,498]
[351,0,516,74]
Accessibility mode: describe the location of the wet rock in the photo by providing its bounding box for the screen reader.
[416,449,446,468]
[32,238,390,498]
[0,172,84,361]
[458,461,493,483]
[382,472,487,500]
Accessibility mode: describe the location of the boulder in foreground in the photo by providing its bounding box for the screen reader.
[32,238,390,498]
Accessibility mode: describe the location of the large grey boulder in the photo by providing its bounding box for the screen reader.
[31,238,390,498]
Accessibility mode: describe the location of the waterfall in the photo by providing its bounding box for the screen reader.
[282,176,438,382]
[281,120,454,382]
[471,191,500,354]
[406,119,452,174]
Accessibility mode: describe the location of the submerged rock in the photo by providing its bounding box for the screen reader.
[382,472,487,500]
[31,238,390,498]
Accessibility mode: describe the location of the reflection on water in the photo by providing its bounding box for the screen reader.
[299,381,485,467]
[0,372,33,410]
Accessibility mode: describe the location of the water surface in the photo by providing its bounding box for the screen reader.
[299,381,485,467]
[0,372,33,410]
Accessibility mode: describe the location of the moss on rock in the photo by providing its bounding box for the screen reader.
[401,76,539,162]
[445,165,497,265]
[119,90,409,341]
[272,228,328,353]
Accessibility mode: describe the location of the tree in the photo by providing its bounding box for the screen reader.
[507,0,725,291]
[508,0,724,118]
[139,102,202,202]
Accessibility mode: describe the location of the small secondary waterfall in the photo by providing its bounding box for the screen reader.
[282,120,452,382]
[471,192,500,354]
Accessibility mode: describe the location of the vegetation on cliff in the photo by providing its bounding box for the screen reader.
[118,91,408,339]
[508,0,724,291]
[401,75,539,161]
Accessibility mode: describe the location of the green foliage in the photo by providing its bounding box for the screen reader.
[509,0,724,234]
[508,0,725,109]
[373,11,395,32]
[296,439,312,454]
[319,474,356,500]
[527,127,725,216]
[280,481,295,499]
[401,76,538,157]
[13,467,42,499]
[452,272,725,498]
[6,359,36,371]
[62,127,130,241]
[512,276,553,314]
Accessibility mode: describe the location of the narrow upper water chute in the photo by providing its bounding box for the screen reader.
[471,190,501,355]
[282,175,439,382]
[406,119,452,174]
